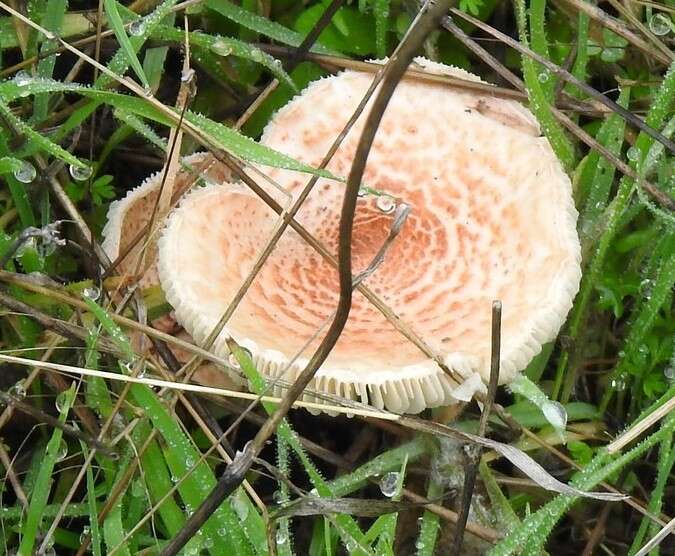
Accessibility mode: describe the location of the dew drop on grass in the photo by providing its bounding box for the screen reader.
[10,380,26,398]
[211,39,233,57]
[69,163,93,181]
[649,14,672,36]
[131,479,145,498]
[665,367,675,380]
[379,471,399,497]
[376,195,396,215]
[611,375,627,391]
[55,390,68,413]
[79,526,91,545]
[129,19,147,36]
[228,352,240,368]
[250,49,264,63]
[542,400,567,431]
[55,439,68,462]
[13,160,36,183]
[627,146,640,162]
[83,286,100,301]
[357,186,368,197]
[231,493,249,520]
[538,71,550,83]
[13,70,32,86]
[275,527,288,545]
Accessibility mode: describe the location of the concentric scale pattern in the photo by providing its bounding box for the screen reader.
[158,60,581,413]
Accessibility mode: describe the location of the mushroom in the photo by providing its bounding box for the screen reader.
[156,59,582,414]
[102,152,236,387]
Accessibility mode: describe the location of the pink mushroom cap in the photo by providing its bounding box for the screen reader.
[157,59,582,414]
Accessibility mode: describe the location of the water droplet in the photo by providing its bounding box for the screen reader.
[665,367,675,380]
[79,526,90,544]
[211,39,233,57]
[611,375,627,391]
[129,19,146,37]
[55,390,68,413]
[55,439,68,462]
[42,30,56,41]
[379,471,399,497]
[376,195,396,215]
[538,71,550,83]
[228,352,240,368]
[83,286,100,301]
[203,537,214,549]
[131,478,145,497]
[181,68,195,83]
[649,14,671,36]
[69,163,93,181]
[10,380,26,398]
[415,538,426,550]
[13,160,36,183]
[275,527,288,545]
[542,401,567,430]
[357,186,368,197]
[185,455,196,467]
[627,146,640,162]
[250,49,264,62]
[13,70,32,86]
[231,493,249,520]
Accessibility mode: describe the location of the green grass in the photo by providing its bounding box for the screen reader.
[0,1,673,555]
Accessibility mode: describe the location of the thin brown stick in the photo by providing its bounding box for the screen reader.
[451,301,501,555]
[0,442,28,508]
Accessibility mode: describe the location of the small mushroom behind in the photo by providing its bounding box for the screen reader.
[157,59,582,414]
[102,152,237,389]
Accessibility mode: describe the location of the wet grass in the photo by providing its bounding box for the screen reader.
[0,1,673,555]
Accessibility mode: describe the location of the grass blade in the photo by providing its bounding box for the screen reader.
[103,0,149,89]
[18,385,75,556]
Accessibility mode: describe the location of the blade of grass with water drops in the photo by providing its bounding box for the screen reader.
[513,0,574,170]
[32,0,66,123]
[0,96,84,169]
[599,232,675,413]
[205,0,335,55]
[18,385,75,556]
[578,87,631,240]
[0,79,337,179]
[363,455,407,555]
[373,0,390,58]
[83,443,103,556]
[103,0,149,89]
[130,384,254,555]
[153,24,296,91]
